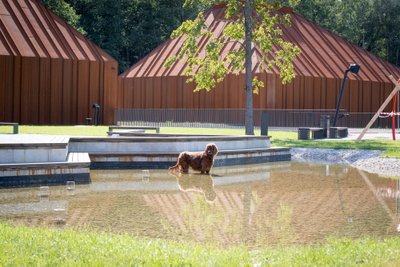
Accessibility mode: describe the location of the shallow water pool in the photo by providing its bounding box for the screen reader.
[0,162,399,247]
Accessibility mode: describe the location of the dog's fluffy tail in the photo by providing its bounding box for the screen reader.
[169,165,178,170]
[169,152,187,171]
[169,164,179,171]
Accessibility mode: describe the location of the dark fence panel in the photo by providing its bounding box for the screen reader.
[114,108,393,128]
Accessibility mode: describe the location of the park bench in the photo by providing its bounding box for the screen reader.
[108,125,160,134]
[107,129,146,136]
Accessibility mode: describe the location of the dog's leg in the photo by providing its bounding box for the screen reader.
[178,155,189,173]
[200,161,209,174]
[181,162,189,173]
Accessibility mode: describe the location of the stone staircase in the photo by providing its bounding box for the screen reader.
[0,135,90,187]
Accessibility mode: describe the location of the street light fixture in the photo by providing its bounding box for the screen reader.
[332,63,361,127]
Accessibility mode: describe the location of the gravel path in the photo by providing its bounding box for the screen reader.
[291,147,400,177]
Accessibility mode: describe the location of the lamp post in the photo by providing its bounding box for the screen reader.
[332,64,360,127]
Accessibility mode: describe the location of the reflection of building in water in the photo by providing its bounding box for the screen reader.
[143,164,400,246]
[0,163,399,247]
[368,174,400,233]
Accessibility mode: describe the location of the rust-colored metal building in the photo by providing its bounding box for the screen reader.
[119,5,400,127]
[0,0,118,125]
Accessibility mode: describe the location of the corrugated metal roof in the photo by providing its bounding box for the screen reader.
[122,5,400,83]
[0,0,115,62]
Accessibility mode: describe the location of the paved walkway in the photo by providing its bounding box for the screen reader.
[270,127,399,141]
[344,128,399,140]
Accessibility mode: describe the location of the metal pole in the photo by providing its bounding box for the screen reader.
[397,91,399,133]
[392,94,396,140]
[333,70,349,127]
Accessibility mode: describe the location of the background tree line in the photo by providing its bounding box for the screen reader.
[42,0,400,73]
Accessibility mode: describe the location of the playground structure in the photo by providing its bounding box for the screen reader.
[357,75,400,141]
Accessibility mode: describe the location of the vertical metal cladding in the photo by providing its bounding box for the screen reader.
[119,5,400,120]
[0,0,118,125]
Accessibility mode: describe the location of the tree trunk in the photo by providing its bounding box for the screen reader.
[244,0,254,135]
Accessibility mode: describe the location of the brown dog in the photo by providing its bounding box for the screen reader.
[169,143,218,174]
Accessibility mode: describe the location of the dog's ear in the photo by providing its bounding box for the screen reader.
[212,144,218,155]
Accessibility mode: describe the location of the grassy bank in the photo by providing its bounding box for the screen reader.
[1,125,399,157]
[1,222,400,266]
[272,138,400,158]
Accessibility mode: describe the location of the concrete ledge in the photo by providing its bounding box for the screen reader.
[84,147,288,157]
[0,143,66,148]
[0,152,90,172]
[0,173,90,188]
[71,135,270,142]
[89,147,290,169]
[69,135,271,154]
[0,152,91,188]
[0,142,68,164]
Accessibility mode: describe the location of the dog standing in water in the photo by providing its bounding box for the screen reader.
[169,143,218,174]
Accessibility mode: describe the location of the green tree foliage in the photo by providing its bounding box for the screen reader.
[66,0,130,69]
[44,0,400,73]
[366,0,400,65]
[296,0,400,66]
[164,0,301,134]
[126,0,199,69]
[41,0,84,33]
[64,0,199,72]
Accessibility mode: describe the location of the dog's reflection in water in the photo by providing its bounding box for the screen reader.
[170,171,217,203]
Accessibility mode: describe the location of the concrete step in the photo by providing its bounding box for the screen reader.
[88,147,290,169]
[0,135,69,164]
[0,152,90,187]
[68,135,271,154]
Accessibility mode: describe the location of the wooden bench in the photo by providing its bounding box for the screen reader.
[108,126,160,134]
[107,129,145,136]
[0,122,19,134]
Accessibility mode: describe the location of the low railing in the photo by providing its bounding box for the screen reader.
[114,108,392,128]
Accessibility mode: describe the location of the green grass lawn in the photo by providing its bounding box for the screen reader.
[1,222,400,266]
[1,125,399,157]
[272,137,400,158]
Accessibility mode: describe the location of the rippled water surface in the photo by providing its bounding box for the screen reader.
[1,162,399,247]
